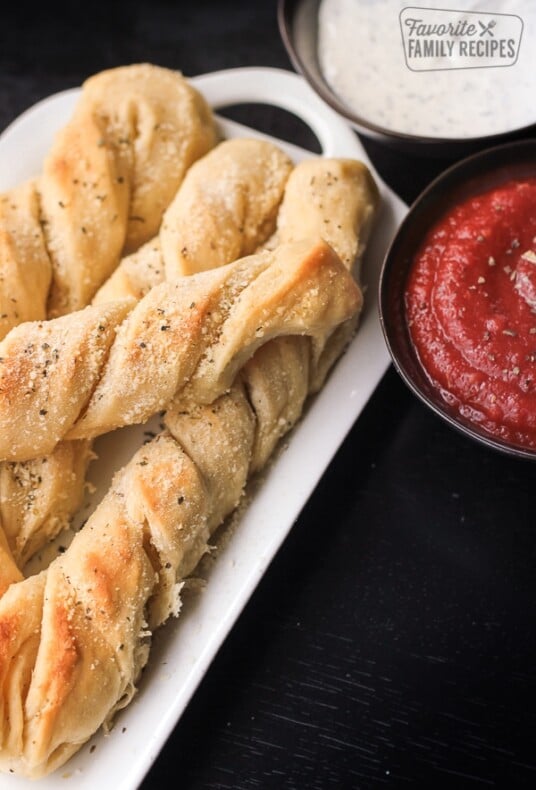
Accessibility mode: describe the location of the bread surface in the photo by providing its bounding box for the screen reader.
[0,63,382,780]
[0,63,218,566]
[0,239,361,460]
[0,63,218,327]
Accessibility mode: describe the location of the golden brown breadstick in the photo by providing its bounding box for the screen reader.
[0,63,217,567]
[0,239,360,461]
[0,136,290,567]
[0,439,93,568]
[0,143,382,778]
[0,235,364,778]
[41,63,217,316]
[239,156,381,454]
[160,137,294,278]
[0,63,217,328]
[263,157,380,275]
[0,154,377,576]
[0,182,52,341]
[0,295,131,570]
[90,156,379,443]
[92,137,294,303]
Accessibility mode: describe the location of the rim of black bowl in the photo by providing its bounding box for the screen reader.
[378,138,536,461]
[277,0,536,154]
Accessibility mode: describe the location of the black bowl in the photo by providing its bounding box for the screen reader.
[378,138,536,460]
[278,0,536,159]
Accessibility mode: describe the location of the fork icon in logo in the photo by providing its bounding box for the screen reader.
[478,19,496,36]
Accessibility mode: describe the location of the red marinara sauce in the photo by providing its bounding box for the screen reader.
[405,176,536,449]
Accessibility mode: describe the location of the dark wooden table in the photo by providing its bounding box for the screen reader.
[1,2,535,788]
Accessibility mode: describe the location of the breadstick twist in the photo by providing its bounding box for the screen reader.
[93,137,295,303]
[0,156,381,780]
[229,157,381,463]
[0,62,217,330]
[0,410,244,778]
[95,155,381,392]
[0,439,94,568]
[0,289,367,777]
[0,239,361,462]
[0,154,379,567]
[0,136,291,568]
[0,137,292,567]
[0,62,217,568]
[0,240,362,779]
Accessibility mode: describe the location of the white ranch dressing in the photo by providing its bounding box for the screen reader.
[317,0,536,139]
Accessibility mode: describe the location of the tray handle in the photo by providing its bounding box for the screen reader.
[190,66,365,159]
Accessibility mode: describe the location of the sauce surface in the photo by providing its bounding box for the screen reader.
[317,0,536,139]
[405,176,536,449]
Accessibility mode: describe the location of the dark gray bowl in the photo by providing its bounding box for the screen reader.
[378,138,536,460]
[278,0,536,158]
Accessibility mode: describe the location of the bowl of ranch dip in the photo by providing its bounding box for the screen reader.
[278,0,536,155]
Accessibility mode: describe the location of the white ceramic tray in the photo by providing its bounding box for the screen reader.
[0,67,407,789]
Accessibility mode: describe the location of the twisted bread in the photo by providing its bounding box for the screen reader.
[262,157,380,276]
[0,136,287,567]
[0,150,381,779]
[0,239,360,461]
[235,157,381,461]
[0,239,364,778]
[0,136,284,568]
[0,155,378,562]
[160,137,295,278]
[0,62,217,565]
[0,137,293,566]
[0,182,52,340]
[91,156,380,400]
[93,137,295,303]
[41,63,217,316]
[0,419,237,778]
[90,152,380,307]
[97,153,378,298]
[0,440,93,568]
[92,156,378,312]
[0,287,374,776]
[0,299,132,560]
[0,527,22,596]
[260,157,381,387]
[0,63,217,327]
[239,335,311,473]
[0,154,379,569]
[0,151,376,569]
